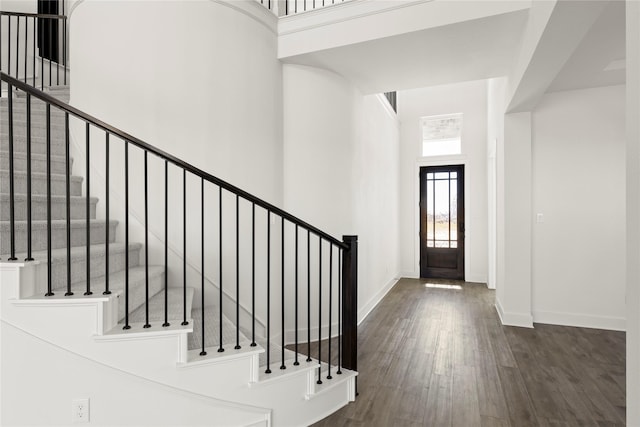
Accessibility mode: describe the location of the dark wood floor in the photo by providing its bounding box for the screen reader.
[310,278,626,426]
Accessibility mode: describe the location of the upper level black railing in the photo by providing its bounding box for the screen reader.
[384,91,397,113]
[0,71,358,379]
[260,0,352,16]
[0,11,67,92]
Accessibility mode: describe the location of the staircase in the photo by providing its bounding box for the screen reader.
[0,79,357,426]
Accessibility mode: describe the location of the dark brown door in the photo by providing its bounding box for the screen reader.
[420,165,465,279]
[38,0,60,63]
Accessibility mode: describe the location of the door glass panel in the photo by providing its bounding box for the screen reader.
[424,168,460,249]
[434,179,449,244]
[434,172,449,180]
[450,178,458,242]
[427,178,434,240]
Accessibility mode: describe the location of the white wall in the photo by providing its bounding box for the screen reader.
[397,79,488,283]
[1,322,269,427]
[531,85,626,330]
[626,0,640,421]
[282,64,400,325]
[69,0,283,334]
[486,77,507,290]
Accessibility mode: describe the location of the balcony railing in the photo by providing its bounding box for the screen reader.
[259,0,353,17]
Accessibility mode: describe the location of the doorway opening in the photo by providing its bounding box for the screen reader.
[419,164,465,279]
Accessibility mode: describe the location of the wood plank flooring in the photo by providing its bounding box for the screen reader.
[309,278,626,426]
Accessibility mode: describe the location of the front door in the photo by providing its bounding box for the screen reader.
[420,165,465,279]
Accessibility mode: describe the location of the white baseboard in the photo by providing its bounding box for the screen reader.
[465,274,487,284]
[495,300,533,328]
[533,310,626,332]
[357,275,400,325]
[400,271,419,279]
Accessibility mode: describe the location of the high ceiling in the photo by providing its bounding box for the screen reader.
[547,0,625,93]
[282,0,625,97]
[282,8,529,95]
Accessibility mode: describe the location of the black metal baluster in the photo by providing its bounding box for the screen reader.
[143,151,150,328]
[23,16,27,84]
[306,229,311,362]
[123,142,130,330]
[1,15,3,77]
[32,17,36,87]
[181,170,188,326]
[294,225,299,365]
[327,244,333,380]
[251,203,256,347]
[103,133,110,295]
[15,17,19,79]
[48,20,51,87]
[265,210,271,374]
[280,216,286,370]
[163,160,169,327]
[56,19,59,85]
[39,17,43,91]
[84,123,92,295]
[235,194,241,350]
[64,112,72,296]
[218,187,224,353]
[63,18,66,85]
[337,249,342,374]
[317,237,322,385]
[200,178,206,355]
[45,103,53,296]
[7,84,17,261]
[25,93,34,261]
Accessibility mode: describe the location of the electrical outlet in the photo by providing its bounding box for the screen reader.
[72,398,90,424]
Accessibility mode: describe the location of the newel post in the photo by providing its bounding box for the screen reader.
[341,235,358,374]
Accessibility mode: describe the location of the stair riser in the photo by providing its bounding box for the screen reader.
[118,272,165,322]
[43,246,142,291]
[0,173,83,196]
[0,222,117,255]
[0,197,97,221]
[0,153,69,175]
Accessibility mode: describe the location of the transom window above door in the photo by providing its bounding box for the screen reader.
[420,113,463,157]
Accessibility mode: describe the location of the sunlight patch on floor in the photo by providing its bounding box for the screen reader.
[425,283,462,290]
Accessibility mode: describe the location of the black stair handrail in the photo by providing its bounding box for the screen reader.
[4,64,359,387]
[0,11,67,19]
[1,72,347,250]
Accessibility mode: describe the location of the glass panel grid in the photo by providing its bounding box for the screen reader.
[424,170,458,249]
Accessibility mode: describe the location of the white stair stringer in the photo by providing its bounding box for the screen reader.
[0,262,357,426]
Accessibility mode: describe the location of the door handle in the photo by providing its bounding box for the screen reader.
[460,222,465,233]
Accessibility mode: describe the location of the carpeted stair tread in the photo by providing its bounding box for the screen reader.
[0,150,70,174]
[0,193,98,221]
[26,241,141,264]
[128,287,195,325]
[71,265,164,321]
[189,308,250,351]
[0,219,117,255]
[0,169,84,196]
